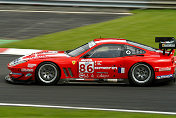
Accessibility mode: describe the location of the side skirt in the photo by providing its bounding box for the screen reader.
[59,78,129,84]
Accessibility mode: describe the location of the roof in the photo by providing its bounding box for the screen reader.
[94,38,126,44]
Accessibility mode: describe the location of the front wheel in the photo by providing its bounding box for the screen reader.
[36,62,60,85]
[129,63,154,86]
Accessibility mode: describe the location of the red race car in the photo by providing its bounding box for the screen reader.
[5,37,176,86]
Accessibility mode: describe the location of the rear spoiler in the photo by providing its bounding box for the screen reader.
[155,37,176,56]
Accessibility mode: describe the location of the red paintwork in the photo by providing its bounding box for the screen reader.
[7,38,176,82]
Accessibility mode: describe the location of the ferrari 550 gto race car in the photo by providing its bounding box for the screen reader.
[5,37,176,86]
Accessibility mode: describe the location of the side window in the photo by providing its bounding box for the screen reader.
[124,45,145,56]
[85,44,123,58]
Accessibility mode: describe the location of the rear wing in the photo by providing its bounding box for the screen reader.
[155,37,176,56]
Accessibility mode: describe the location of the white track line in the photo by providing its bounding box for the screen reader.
[0,103,175,115]
[0,10,133,15]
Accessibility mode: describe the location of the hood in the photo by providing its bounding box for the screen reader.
[9,50,70,66]
[22,50,70,60]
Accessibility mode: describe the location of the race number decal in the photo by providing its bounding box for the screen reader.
[79,62,94,73]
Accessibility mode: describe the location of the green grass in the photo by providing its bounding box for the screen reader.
[0,106,175,118]
[1,9,176,50]
[0,39,19,45]
[1,9,176,51]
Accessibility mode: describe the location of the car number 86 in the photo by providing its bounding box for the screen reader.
[79,62,94,73]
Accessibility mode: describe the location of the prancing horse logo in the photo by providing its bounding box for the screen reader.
[72,61,76,65]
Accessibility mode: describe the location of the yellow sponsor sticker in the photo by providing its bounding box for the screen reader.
[72,61,76,65]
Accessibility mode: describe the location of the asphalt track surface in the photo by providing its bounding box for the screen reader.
[0,5,129,40]
[0,55,176,112]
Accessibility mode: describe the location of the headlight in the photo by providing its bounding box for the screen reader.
[9,58,27,66]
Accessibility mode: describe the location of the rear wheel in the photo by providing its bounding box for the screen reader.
[36,62,60,85]
[129,63,154,86]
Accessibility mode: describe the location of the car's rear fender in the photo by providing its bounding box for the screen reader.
[142,57,175,80]
[123,56,175,80]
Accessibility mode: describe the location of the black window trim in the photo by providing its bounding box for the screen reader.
[123,44,146,56]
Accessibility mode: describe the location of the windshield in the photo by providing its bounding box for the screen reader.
[66,41,96,57]
[127,40,158,51]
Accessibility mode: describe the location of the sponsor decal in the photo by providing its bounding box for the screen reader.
[97,74,109,78]
[162,44,175,48]
[79,59,124,75]
[95,67,117,70]
[11,73,22,75]
[28,64,37,68]
[96,72,108,74]
[25,73,32,77]
[118,67,125,73]
[159,67,171,72]
[156,74,173,79]
[79,73,89,78]
[22,56,46,60]
[42,51,58,54]
[84,78,98,81]
[21,68,34,72]
[126,50,131,55]
[72,61,76,65]
[88,41,96,48]
[95,61,102,66]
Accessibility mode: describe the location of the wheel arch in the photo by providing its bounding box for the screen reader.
[36,60,61,69]
[35,61,61,80]
[128,62,155,79]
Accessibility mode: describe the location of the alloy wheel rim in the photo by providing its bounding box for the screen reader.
[132,64,151,84]
[38,64,57,83]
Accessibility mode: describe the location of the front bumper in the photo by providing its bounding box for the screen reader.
[5,74,34,84]
[5,75,14,83]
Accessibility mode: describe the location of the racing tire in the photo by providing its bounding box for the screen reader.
[129,63,154,86]
[35,62,60,85]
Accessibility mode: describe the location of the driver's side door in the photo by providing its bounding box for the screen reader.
[78,44,125,79]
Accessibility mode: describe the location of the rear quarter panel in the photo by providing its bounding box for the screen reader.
[122,55,175,79]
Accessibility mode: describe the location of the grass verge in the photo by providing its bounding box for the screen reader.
[0,106,175,118]
[0,39,19,45]
[0,9,176,50]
